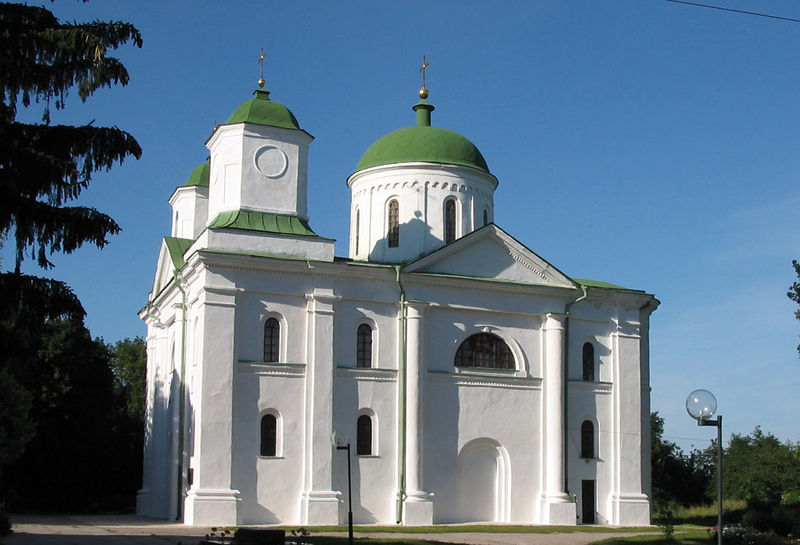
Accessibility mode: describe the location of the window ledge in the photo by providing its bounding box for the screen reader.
[356,454,380,459]
[428,370,541,390]
[335,367,397,382]
[258,456,285,460]
[453,367,525,378]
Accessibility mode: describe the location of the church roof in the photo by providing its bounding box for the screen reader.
[354,98,489,174]
[184,160,209,187]
[224,89,301,130]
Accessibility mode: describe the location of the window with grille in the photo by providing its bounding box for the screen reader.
[261,413,277,457]
[581,420,595,458]
[454,333,514,370]
[357,414,372,455]
[388,199,399,247]
[445,199,456,243]
[356,324,372,368]
[264,318,280,362]
[355,209,360,255]
[582,342,595,382]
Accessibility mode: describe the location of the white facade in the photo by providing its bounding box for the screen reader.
[138,87,658,527]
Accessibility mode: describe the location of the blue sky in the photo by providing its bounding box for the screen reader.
[8,0,800,453]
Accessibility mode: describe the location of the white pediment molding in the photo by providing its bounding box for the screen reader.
[403,224,576,289]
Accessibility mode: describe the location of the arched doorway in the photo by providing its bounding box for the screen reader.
[456,439,510,522]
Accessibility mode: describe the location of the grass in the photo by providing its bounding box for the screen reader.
[592,530,711,545]
[653,499,746,528]
[279,524,659,535]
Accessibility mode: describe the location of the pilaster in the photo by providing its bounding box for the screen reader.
[301,288,340,524]
[184,287,240,525]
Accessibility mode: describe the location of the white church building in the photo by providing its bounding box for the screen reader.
[137,74,658,527]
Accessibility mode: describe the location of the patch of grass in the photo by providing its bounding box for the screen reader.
[280,525,659,535]
[660,500,746,527]
[302,538,456,545]
[592,530,710,545]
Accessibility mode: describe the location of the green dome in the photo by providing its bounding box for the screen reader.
[184,160,209,187]
[354,100,489,174]
[225,89,301,130]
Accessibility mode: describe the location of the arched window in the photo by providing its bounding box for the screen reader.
[357,414,373,455]
[387,199,399,248]
[356,324,372,368]
[455,333,514,370]
[264,318,280,362]
[581,420,595,459]
[355,209,360,255]
[261,413,277,456]
[582,342,595,382]
[445,199,456,243]
[483,208,489,227]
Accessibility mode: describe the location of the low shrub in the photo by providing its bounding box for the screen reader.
[708,524,793,545]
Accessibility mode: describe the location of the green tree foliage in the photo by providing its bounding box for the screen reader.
[651,412,713,508]
[788,260,800,356]
[0,2,143,508]
[0,1,141,476]
[2,319,147,511]
[723,427,800,506]
[110,337,146,420]
[0,2,142,271]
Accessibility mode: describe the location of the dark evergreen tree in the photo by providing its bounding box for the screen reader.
[0,1,142,271]
[0,2,142,506]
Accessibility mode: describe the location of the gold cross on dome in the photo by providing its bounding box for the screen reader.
[420,55,429,89]
[258,48,267,88]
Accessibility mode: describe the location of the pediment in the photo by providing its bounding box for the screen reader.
[151,237,193,297]
[403,224,576,288]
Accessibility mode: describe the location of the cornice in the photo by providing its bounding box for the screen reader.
[237,362,306,377]
[567,380,613,394]
[335,367,398,382]
[428,370,542,390]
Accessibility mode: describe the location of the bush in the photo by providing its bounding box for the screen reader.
[0,512,10,536]
[710,525,787,545]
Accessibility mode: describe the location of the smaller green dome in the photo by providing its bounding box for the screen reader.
[355,99,489,174]
[225,89,301,130]
[184,160,209,187]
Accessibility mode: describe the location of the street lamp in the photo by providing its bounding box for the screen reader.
[686,389,723,545]
[331,431,354,545]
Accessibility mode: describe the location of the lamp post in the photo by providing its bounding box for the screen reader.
[331,431,354,545]
[686,389,723,545]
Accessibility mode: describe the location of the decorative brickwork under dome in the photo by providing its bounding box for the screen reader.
[354,100,489,174]
[225,89,301,130]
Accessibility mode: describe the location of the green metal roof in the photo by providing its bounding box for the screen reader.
[164,237,194,268]
[354,99,489,174]
[574,278,640,292]
[208,209,318,237]
[225,89,301,130]
[184,160,209,187]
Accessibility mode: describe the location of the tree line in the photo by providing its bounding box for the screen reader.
[651,412,800,535]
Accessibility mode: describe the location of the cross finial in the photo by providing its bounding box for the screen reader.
[258,48,267,88]
[419,55,429,99]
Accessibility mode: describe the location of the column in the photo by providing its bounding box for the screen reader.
[301,288,340,524]
[402,301,434,524]
[542,313,576,524]
[184,288,240,525]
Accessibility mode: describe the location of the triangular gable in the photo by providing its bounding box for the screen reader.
[403,224,576,288]
[151,237,193,297]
